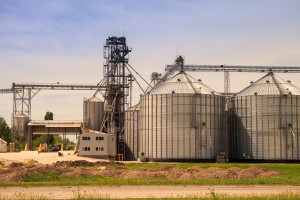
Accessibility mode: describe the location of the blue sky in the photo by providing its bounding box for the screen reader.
[0,0,300,127]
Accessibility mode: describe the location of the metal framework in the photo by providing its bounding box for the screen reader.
[1,83,100,144]
[100,36,132,156]
[165,65,300,73]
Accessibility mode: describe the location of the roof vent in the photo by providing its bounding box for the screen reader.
[172,90,175,94]
[177,78,181,82]
[254,92,258,95]
[287,80,291,83]
[266,80,270,83]
[250,81,254,84]
[198,79,202,82]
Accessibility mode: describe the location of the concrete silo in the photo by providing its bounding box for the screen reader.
[139,72,224,161]
[83,97,104,131]
[124,103,140,160]
[231,72,300,161]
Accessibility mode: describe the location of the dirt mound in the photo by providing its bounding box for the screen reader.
[54,160,123,167]
[0,160,282,183]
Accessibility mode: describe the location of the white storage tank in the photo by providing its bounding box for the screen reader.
[83,97,104,131]
[139,72,224,161]
[231,72,300,161]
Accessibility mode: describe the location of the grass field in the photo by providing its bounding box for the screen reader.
[0,162,299,187]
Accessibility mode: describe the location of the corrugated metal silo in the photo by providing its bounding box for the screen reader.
[231,72,300,161]
[124,103,140,160]
[13,114,29,137]
[83,97,104,131]
[139,72,224,161]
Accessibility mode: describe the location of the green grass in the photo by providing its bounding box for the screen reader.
[0,163,299,187]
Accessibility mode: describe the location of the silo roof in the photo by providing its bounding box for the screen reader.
[150,72,219,95]
[87,96,103,102]
[236,72,300,96]
[126,103,140,111]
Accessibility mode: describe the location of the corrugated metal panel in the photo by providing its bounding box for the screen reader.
[124,104,140,160]
[139,93,224,161]
[231,95,300,160]
[150,72,220,95]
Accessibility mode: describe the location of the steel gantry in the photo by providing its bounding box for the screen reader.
[1,83,101,144]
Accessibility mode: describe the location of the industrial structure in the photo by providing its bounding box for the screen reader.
[231,72,300,161]
[139,72,224,161]
[0,83,100,150]
[1,36,300,162]
[124,103,140,160]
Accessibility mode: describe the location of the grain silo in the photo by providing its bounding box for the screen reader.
[231,72,300,161]
[139,72,224,161]
[124,103,140,160]
[83,97,104,131]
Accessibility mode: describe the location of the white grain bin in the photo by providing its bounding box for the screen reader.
[83,97,104,131]
[124,103,140,160]
[231,72,300,161]
[139,72,224,161]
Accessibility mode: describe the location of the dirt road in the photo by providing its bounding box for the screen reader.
[0,186,299,199]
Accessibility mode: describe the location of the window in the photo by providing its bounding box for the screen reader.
[98,137,104,141]
[82,136,90,141]
[96,137,99,140]
[84,147,90,151]
[101,147,104,151]
[96,147,98,151]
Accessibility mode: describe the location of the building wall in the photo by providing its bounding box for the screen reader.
[78,132,116,158]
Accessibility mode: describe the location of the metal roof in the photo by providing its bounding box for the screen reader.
[150,72,219,95]
[0,138,7,144]
[126,103,140,111]
[28,120,82,128]
[86,96,103,102]
[236,72,300,96]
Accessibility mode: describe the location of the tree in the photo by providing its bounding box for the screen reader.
[44,111,53,120]
[0,117,12,143]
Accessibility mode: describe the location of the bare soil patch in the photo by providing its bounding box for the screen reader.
[0,160,282,183]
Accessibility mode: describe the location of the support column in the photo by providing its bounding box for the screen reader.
[27,126,33,150]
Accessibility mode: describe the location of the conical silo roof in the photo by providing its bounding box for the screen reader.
[236,72,300,96]
[86,96,104,102]
[126,103,140,111]
[150,72,219,95]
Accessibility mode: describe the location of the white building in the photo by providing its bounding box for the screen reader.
[78,131,116,158]
[0,138,7,153]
